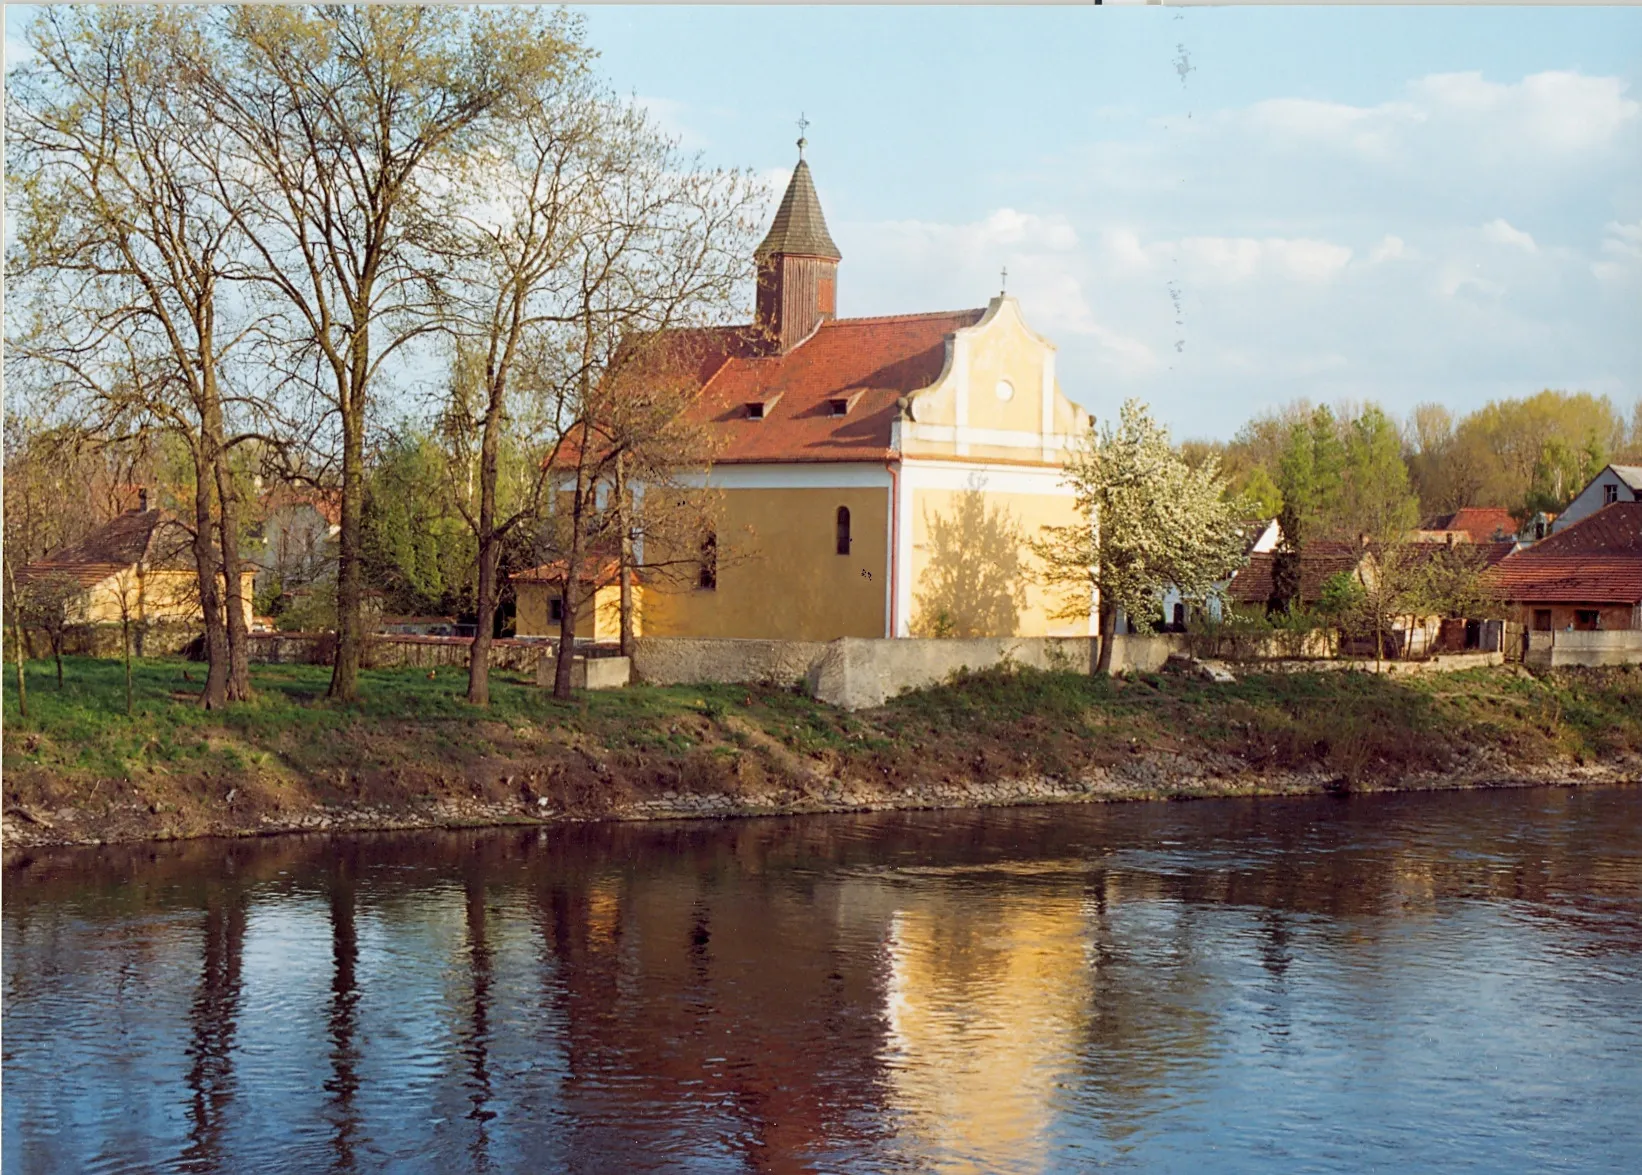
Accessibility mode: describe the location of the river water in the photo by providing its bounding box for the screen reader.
[4,787,1640,1174]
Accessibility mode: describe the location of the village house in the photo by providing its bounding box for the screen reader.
[1550,464,1641,534]
[513,139,1094,643]
[1490,501,1642,633]
[1414,507,1522,547]
[15,493,255,635]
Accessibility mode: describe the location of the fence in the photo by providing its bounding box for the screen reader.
[246,632,571,673]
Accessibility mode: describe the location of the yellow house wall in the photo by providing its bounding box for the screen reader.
[514,581,623,641]
[639,485,889,640]
[76,568,255,628]
[906,483,1087,637]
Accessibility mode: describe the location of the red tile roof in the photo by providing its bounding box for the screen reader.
[16,509,192,589]
[689,309,985,464]
[511,557,625,587]
[1487,502,1642,605]
[1226,542,1366,606]
[1420,507,1519,543]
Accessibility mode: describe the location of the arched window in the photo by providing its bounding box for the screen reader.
[836,506,851,555]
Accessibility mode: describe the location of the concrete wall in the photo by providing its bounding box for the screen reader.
[1525,629,1642,668]
[632,637,832,687]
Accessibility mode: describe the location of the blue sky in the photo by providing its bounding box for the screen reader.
[9,5,1640,440]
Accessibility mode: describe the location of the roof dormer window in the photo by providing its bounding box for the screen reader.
[828,390,864,418]
[745,390,782,420]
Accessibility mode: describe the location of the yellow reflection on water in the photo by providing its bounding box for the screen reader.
[882,892,1092,1174]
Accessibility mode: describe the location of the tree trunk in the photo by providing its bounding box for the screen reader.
[52,641,63,689]
[553,574,581,701]
[552,415,594,702]
[7,559,28,720]
[616,452,635,659]
[123,614,134,716]
[213,447,251,702]
[467,388,503,707]
[191,447,230,710]
[329,390,366,703]
[1095,596,1117,676]
[468,541,499,707]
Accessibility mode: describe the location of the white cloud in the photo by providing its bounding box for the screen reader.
[1410,71,1639,153]
[1243,97,1422,160]
[1366,235,1416,265]
[1593,220,1642,283]
[1239,70,1638,167]
[1481,218,1538,253]
[1147,235,1354,285]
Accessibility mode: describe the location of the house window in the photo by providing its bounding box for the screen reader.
[1533,609,1552,632]
[550,598,564,623]
[836,506,851,555]
[1575,610,1600,631]
[1173,602,1186,630]
[698,531,717,591]
[1604,484,1620,505]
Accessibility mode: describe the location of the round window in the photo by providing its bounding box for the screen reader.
[995,379,1015,403]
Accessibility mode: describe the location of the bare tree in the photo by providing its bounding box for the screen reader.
[8,6,263,706]
[13,570,83,689]
[446,82,759,701]
[191,5,579,702]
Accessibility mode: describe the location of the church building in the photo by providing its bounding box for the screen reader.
[514,138,1095,642]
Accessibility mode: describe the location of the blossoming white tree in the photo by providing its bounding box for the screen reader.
[1034,399,1247,674]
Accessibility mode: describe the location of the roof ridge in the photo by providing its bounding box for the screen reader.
[825,308,987,326]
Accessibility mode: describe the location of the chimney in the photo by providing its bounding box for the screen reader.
[753,134,842,354]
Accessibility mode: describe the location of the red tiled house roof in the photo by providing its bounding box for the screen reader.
[16,509,192,589]
[1226,542,1366,606]
[1420,506,1519,543]
[1487,502,1642,605]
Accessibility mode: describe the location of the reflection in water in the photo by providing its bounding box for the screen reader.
[325,850,361,1174]
[180,887,246,1173]
[884,894,1092,1174]
[4,787,1641,1174]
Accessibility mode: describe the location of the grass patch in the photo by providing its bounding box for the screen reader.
[4,655,1639,843]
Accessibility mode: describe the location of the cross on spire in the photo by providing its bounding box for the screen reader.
[796,112,809,157]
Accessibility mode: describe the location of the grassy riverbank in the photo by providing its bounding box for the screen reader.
[5,655,1640,847]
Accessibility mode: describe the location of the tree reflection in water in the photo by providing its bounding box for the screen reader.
[4,788,1641,1173]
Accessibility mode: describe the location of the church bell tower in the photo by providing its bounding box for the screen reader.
[754,129,841,354]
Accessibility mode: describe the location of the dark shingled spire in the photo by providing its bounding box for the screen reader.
[755,158,841,262]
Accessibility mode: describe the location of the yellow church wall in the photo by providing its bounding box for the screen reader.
[639,484,889,641]
[904,479,1089,638]
[898,295,1089,468]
